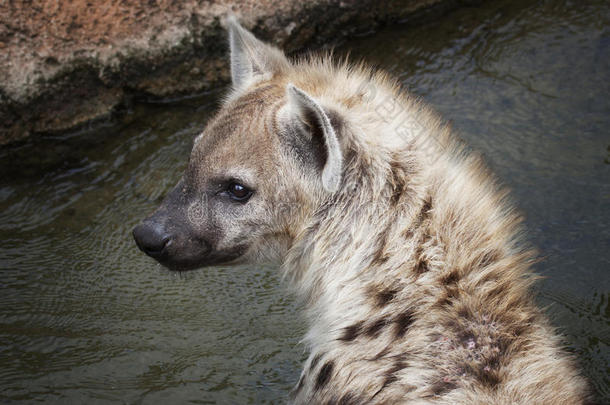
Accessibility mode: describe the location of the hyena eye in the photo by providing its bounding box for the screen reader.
[227,182,253,202]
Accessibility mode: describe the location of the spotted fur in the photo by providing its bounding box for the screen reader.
[148,18,595,404]
[223,19,594,405]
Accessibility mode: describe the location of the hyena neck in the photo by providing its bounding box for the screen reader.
[283,133,535,350]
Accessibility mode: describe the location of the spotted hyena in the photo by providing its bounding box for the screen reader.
[133,17,594,404]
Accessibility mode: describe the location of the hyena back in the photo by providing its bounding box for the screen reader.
[133,18,593,404]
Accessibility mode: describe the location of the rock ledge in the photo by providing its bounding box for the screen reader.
[0,0,479,145]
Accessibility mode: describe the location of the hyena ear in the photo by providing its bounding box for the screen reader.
[226,16,289,90]
[286,84,343,193]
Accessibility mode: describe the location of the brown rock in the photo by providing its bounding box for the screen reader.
[0,0,484,145]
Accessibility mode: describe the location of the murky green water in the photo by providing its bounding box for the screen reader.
[1,0,608,403]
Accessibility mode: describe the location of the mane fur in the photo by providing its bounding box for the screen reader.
[276,56,592,404]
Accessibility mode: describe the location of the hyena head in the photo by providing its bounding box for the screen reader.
[133,18,344,271]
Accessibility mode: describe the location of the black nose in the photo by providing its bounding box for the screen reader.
[132,222,170,258]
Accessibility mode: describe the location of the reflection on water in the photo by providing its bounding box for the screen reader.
[1,0,608,402]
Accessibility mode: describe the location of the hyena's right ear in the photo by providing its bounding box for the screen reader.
[284,84,343,193]
[226,16,289,91]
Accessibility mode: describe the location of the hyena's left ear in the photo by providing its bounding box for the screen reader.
[285,84,343,193]
[226,16,289,90]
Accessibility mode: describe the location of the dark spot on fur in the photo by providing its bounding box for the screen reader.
[430,379,457,396]
[316,361,334,390]
[415,197,432,226]
[413,241,430,275]
[339,321,363,342]
[461,360,501,388]
[310,353,323,371]
[375,287,398,307]
[389,162,406,206]
[512,320,533,337]
[446,286,460,300]
[402,197,432,238]
[421,197,432,215]
[389,359,408,375]
[445,319,459,333]
[458,331,477,348]
[441,269,460,285]
[496,335,512,354]
[457,305,474,320]
[390,189,403,206]
[324,392,361,405]
[476,368,501,388]
[415,259,429,274]
[485,352,502,370]
[365,318,388,338]
[394,311,414,338]
[337,392,360,405]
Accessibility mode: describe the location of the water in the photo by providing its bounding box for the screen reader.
[1,0,608,402]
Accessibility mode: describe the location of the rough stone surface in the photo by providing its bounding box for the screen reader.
[0,0,478,145]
